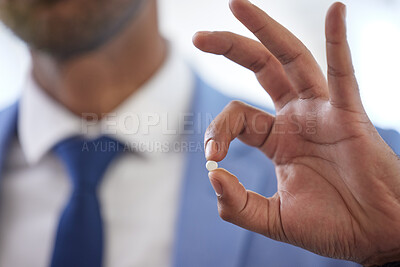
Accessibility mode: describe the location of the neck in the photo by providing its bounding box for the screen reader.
[30,0,167,118]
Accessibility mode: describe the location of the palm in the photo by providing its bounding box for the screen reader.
[195,0,400,264]
[268,100,371,259]
[250,96,399,262]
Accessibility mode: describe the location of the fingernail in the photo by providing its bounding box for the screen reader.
[208,173,223,197]
[205,139,218,159]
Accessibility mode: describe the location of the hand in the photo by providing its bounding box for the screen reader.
[193,1,400,265]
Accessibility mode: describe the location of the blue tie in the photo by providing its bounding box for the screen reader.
[50,136,123,267]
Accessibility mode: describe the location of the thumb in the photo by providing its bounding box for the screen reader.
[208,168,287,242]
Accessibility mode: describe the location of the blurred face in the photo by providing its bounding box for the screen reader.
[0,0,144,58]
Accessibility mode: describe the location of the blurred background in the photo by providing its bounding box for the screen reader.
[1,0,399,131]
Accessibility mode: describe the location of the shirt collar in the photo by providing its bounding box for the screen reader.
[18,47,194,165]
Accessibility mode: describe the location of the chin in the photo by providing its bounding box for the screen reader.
[0,0,145,59]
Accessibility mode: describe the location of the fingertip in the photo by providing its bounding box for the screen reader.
[204,139,229,161]
[207,154,227,163]
[192,31,222,54]
[229,0,252,20]
[208,168,233,179]
[208,171,223,196]
[192,31,210,49]
[326,2,347,41]
[205,139,217,159]
[208,168,233,198]
[327,2,346,21]
[228,0,240,11]
[192,32,201,45]
[330,2,345,10]
[208,168,243,197]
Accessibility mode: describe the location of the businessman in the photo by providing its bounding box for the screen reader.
[0,0,398,267]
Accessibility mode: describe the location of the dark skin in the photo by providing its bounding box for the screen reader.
[194,0,400,265]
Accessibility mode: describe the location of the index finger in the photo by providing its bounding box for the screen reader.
[205,100,275,162]
[229,0,328,98]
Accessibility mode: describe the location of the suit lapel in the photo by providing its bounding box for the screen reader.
[172,77,276,267]
[0,102,18,178]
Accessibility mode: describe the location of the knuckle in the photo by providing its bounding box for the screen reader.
[205,124,218,139]
[252,23,268,36]
[326,39,342,46]
[218,207,235,222]
[327,64,354,78]
[248,54,272,73]
[276,51,302,66]
[227,100,245,110]
[222,42,234,57]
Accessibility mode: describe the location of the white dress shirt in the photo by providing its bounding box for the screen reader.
[0,48,194,267]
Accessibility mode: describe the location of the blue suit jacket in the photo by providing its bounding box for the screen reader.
[1,76,399,266]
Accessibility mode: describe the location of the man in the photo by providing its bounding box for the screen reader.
[0,1,398,267]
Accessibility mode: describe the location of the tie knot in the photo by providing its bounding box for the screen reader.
[54,136,124,192]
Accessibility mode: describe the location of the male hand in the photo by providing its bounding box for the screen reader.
[193,1,400,265]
